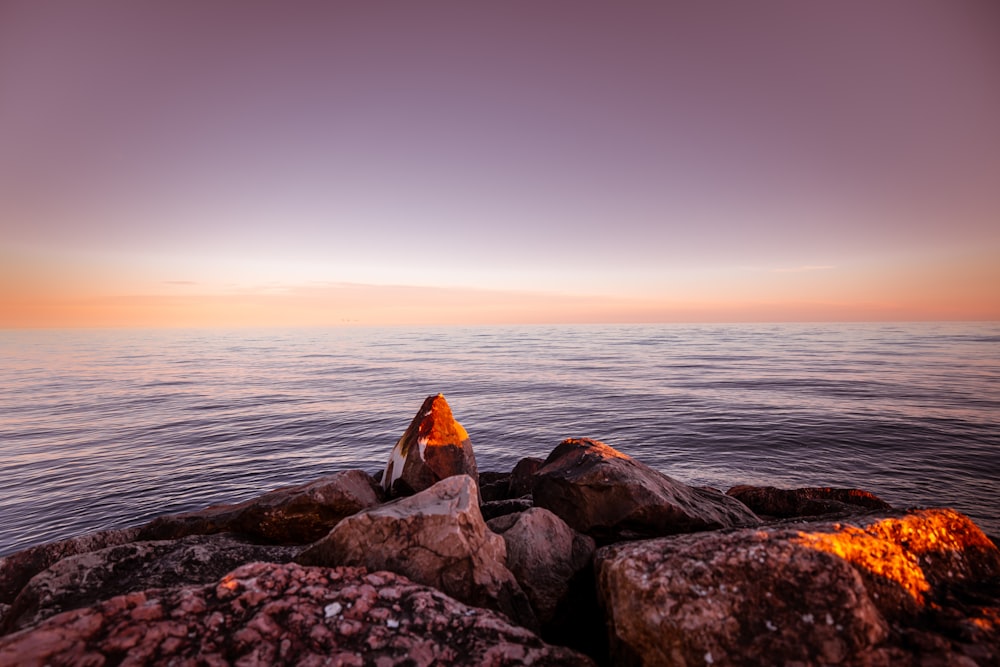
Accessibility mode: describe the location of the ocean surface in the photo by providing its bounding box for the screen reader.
[1,322,998,557]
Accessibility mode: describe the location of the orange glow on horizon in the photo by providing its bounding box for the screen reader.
[2,248,998,328]
[2,287,998,329]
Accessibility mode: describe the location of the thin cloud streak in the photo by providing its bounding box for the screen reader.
[771,265,837,273]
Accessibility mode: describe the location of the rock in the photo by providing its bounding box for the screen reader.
[487,508,595,626]
[596,508,1000,666]
[137,469,382,544]
[509,457,544,498]
[0,561,595,666]
[726,484,892,519]
[479,471,512,502]
[481,498,534,521]
[532,438,759,543]
[490,509,607,662]
[382,394,478,497]
[0,526,141,608]
[1,534,300,635]
[298,475,536,630]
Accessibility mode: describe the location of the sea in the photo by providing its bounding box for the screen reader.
[1,322,998,557]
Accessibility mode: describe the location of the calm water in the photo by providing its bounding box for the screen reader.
[1,323,998,557]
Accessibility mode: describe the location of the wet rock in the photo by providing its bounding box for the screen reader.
[509,457,544,498]
[137,469,382,544]
[596,508,1000,666]
[487,508,595,626]
[0,561,594,666]
[726,484,892,519]
[479,471,512,502]
[532,438,759,543]
[382,394,479,498]
[481,498,534,521]
[1,533,300,635]
[298,475,537,630]
[0,527,141,608]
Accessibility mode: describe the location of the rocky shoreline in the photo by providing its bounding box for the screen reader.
[1,394,998,666]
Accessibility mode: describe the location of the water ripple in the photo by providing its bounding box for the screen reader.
[1,322,999,556]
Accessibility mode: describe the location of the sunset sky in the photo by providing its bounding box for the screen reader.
[2,1,998,327]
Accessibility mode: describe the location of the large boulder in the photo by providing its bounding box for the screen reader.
[382,394,478,497]
[298,475,536,630]
[487,508,594,626]
[532,438,759,543]
[0,527,141,609]
[727,484,892,519]
[1,534,299,635]
[0,562,594,666]
[596,508,1000,666]
[137,469,382,544]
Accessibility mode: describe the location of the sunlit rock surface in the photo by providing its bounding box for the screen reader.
[0,562,593,667]
[382,394,478,498]
[298,475,536,630]
[1,534,299,635]
[137,469,383,544]
[532,438,759,543]
[596,508,1000,666]
[727,484,892,519]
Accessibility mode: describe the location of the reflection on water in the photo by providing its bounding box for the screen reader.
[1,322,999,556]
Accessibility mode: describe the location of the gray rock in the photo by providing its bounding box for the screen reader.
[1,533,299,634]
[532,438,759,543]
[0,561,595,666]
[0,526,141,607]
[298,475,537,631]
[597,508,1000,666]
[137,469,382,544]
[488,508,595,626]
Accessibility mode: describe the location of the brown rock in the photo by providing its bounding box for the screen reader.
[137,469,382,544]
[382,394,478,497]
[298,475,536,630]
[0,561,595,666]
[488,508,595,626]
[479,471,512,502]
[1,534,299,634]
[726,484,892,519]
[481,498,534,521]
[0,527,141,607]
[509,457,544,498]
[532,438,759,543]
[596,508,1000,666]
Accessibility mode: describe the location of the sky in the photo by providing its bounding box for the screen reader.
[1,1,998,327]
